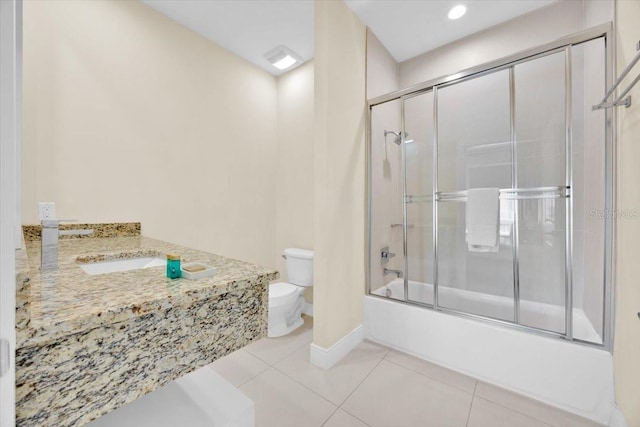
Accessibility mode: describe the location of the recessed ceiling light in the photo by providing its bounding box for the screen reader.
[265,45,303,71]
[448,4,467,20]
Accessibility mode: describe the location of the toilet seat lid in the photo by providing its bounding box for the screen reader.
[269,282,298,301]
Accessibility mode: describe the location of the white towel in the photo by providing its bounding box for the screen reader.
[466,188,500,252]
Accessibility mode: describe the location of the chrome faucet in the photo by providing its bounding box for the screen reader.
[41,220,94,269]
[383,268,403,278]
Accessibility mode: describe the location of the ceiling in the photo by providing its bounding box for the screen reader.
[346,0,556,62]
[141,0,314,76]
[142,0,556,76]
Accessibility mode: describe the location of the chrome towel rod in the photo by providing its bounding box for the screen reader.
[434,186,569,202]
[593,40,640,110]
[404,187,570,203]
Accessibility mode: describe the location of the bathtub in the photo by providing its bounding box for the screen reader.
[365,279,615,425]
[372,279,601,342]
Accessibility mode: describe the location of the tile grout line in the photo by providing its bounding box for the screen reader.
[269,341,387,406]
[244,331,314,367]
[270,363,340,412]
[268,363,342,427]
[270,345,382,427]
[339,350,386,405]
[320,407,341,427]
[382,355,476,395]
[240,329,344,427]
[336,355,385,427]
[229,361,271,389]
[474,383,594,427]
[474,380,607,427]
[241,321,347,426]
[475,382,599,427]
[270,342,386,427]
[338,406,374,427]
[378,348,393,359]
[472,396,556,427]
[237,366,339,427]
[466,393,476,427]
[212,348,271,386]
[243,330,377,427]
[226,326,313,385]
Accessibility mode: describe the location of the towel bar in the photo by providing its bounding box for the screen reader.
[593,40,640,110]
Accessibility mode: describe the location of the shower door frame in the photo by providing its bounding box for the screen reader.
[365,23,615,351]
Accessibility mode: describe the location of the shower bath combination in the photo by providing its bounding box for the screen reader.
[369,27,613,350]
[366,24,616,426]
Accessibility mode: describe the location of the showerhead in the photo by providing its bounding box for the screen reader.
[384,130,411,145]
[384,130,400,145]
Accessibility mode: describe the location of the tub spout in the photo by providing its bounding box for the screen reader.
[383,268,403,278]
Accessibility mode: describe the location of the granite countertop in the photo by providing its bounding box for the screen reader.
[16,232,278,349]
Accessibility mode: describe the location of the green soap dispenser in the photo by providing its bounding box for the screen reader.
[166,254,182,279]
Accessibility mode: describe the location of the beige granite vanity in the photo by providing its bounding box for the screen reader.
[15,223,278,427]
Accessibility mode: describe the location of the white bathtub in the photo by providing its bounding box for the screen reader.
[373,279,601,343]
[365,279,615,425]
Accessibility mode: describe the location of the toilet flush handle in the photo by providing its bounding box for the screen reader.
[282,254,287,259]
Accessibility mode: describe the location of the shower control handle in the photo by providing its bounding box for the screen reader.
[381,246,395,264]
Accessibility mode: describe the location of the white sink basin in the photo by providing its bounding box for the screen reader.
[79,257,166,275]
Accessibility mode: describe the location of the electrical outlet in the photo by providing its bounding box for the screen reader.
[38,202,56,221]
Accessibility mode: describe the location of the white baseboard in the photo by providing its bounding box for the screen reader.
[610,406,628,427]
[302,302,313,317]
[310,324,363,370]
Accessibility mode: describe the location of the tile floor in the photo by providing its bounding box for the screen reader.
[207,317,603,427]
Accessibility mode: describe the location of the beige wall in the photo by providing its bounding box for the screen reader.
[614,1,640,424]
[275,60,314,303]
[22,0,279,267]
[313,0,366,348]
[366,30,399,100]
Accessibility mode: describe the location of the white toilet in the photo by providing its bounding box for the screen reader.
[268,248,313,338]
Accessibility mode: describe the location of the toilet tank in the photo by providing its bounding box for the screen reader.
[284,248,314,286]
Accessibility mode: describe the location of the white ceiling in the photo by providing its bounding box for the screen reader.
[141,0,314,76]
[346,0,556,62]
[142,0,556,76]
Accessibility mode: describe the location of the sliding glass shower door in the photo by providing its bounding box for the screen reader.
[368,30,611,348]
[402,91,434,305]
[513,51,568,334]
[435,69,515,322]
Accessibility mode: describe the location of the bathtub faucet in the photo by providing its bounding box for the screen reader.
[383,268,403,278]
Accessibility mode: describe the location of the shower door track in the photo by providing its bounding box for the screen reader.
[365,23,615,351]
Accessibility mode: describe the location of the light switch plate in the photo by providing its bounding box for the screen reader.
[38,202,56,221]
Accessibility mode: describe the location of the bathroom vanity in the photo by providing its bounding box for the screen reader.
[15,223,277,427]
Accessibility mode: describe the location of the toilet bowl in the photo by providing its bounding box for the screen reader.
[268,248,313,337]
